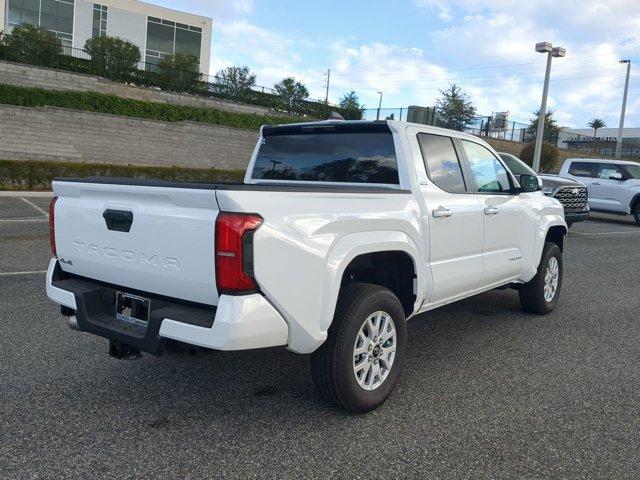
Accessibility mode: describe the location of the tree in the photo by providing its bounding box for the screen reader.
[273,77,309,111]
[84,36,141,80]
[526,109,560,144]
[435,84,477,131]
[3,24,62,67]
[339,91,365,120]
[156,53,202,93]
[588,118,606,138]
[214,66,256,98]
[520,142,560,173]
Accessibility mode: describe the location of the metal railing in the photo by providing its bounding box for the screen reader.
[0,33,353,119]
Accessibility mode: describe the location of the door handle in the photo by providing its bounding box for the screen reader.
[484,207,499,215]
[592,182,601,185]
[432,207,452,218]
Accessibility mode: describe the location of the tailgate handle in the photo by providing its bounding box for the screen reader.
[103,209,133,233]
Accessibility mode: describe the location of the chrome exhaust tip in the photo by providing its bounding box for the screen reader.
[68,315,80,331]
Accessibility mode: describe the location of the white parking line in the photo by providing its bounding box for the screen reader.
[20,198,49,219]
[0,270,47,277]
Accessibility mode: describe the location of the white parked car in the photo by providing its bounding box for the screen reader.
[46,120,567,413]
[498,152,589,227]
[559,158,640,225]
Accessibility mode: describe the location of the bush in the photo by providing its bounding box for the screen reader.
[154,53,202,94]
[0,84,301,130]
[0,160,245,191]
[84,36,141,81]
[2,24,62,67]
[519,142,560,173]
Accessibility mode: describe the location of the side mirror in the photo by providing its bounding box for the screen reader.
[609,172,623,180]
[520,173,541,193]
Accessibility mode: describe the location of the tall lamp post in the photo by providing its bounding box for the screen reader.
[376,91,383,120]
[615,60,631,159]
[532,42,565,172]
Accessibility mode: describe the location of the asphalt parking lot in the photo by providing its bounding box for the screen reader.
[1,194,639,479]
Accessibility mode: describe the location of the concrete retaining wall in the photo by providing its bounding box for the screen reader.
[0,60,274,116]
[0,104,258,170]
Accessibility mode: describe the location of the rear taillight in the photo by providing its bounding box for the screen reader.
[215,212,263,294]
[49,196,58,257]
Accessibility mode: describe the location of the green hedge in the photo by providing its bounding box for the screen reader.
[0,160,245,190]
[0,83,303,130]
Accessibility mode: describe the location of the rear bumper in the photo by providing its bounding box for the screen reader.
[45,259,288,354]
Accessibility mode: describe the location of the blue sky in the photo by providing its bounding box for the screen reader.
[153,0,640,128]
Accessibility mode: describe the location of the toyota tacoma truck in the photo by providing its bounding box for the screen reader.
[46,120,567,413]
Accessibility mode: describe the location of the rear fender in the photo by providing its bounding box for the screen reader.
[319,231,424,336]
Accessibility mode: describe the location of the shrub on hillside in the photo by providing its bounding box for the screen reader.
[0,84,301,131]
[3,24,62,67]
[519,142,559,173]
[84,36,140,80]
[154,53,202,93]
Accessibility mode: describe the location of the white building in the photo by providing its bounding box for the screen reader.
[558,127,640,156]
[1,0,212,74]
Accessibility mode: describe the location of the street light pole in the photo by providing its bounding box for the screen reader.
[615,60,631,159]
[376,91,383,120]
[532,42,565,172]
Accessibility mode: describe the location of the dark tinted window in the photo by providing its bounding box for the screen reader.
[499,153,536,176]
[251,125,399,184]
[568,161,596,177]
[417,133,466,193]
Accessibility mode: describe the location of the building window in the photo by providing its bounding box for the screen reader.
[145,16,202,69]
[7,0,74,46]
[92,3,107,38]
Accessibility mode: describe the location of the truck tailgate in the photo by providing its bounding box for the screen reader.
[52,180,219,305]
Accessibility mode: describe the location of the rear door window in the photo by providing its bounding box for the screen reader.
[251,124,399,184]
[597,164,624,179]
[417,133,466,193]
[568,162,597,177]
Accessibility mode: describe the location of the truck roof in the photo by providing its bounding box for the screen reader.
[266,119,485,143]
[566,157,639,166]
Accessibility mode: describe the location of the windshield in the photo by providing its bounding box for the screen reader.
[499,153,536,176]
[251,124,399,184]
[623,164,640,179]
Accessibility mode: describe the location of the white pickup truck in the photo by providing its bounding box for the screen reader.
[46,120,567,413]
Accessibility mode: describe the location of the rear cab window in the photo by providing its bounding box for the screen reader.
[568,161,597,177]
[251,123,399,185]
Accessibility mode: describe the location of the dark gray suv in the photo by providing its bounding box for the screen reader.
[499,152,590,227]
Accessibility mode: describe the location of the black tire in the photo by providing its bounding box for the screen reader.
[519,242,563,314]
[311,283,407,413]
[633,204,640,226]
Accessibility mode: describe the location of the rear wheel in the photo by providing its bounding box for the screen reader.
[311,283,407,413]
[519,242,563,314]
[633,204,640,226]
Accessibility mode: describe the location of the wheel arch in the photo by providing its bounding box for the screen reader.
[532,215,567,272]
[319,231,424,337]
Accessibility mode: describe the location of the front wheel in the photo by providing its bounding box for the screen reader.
[311,283,407,413]
[519,242,563,314]
[633,204,640,226]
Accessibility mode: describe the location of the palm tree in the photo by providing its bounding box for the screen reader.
[588,118,606,152]
[588,118,606,137]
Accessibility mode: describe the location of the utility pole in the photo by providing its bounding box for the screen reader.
[324,68,331,118]
[615,60,631,159]
[376,91,383,120]
[532,42,565,172]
